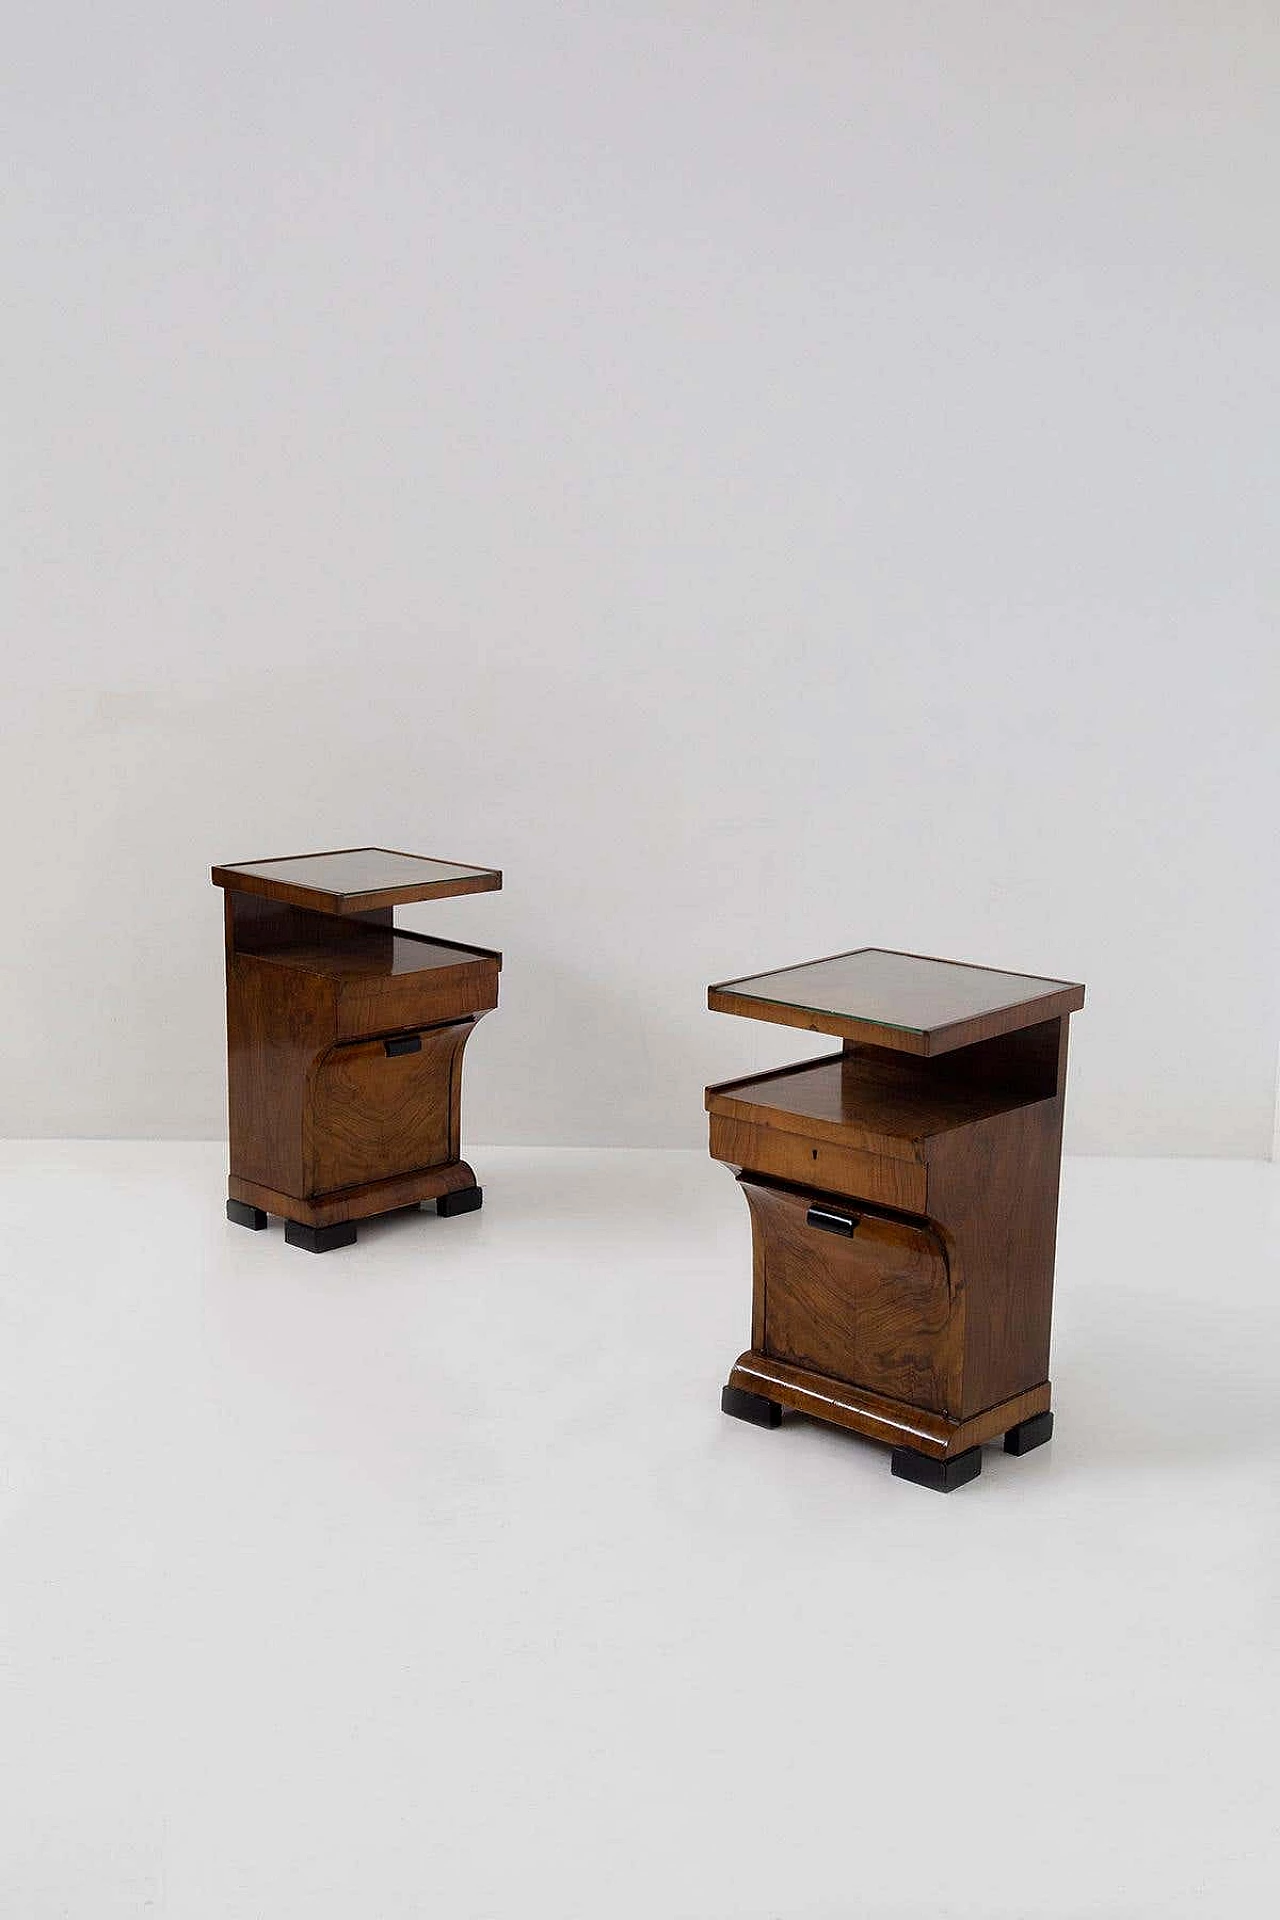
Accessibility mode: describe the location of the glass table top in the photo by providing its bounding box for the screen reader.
[711,948,1081,1037]
[223,849,496,894]
[214,847,502,909]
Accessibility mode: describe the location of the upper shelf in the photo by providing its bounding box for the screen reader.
[236,922,500,983]
[706,1052,1046,1163]
[708,947,1084,1055]
[212,846,502,915]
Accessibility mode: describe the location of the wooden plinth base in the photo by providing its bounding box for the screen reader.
[228,1159,479,1230]
[725,1350,1051,1460]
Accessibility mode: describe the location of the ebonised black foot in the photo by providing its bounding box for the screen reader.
[226,1199,268,1231]
[284,1219,358,1253]
[890,1445,983,1492]
[721,1384,783,1429]
[1004,1410,1054,1455]
[436,1185,483,1217]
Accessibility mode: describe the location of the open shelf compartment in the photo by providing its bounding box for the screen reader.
[707,1047,1053,1165]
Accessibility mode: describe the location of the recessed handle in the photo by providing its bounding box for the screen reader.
[384,1033,422,1057]
[806,1204,860,1237]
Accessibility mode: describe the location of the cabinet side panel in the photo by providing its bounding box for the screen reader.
[927,1058,1067,1419]
[226,953,335,1196]
[444,1012,486,1163]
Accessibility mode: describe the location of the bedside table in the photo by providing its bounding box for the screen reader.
[707,948,1085,1490]
[212,847,501,1252]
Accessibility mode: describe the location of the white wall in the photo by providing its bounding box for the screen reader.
[4,3,1277,1154]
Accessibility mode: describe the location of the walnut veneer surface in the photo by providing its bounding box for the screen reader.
[213,845,501,915]
[215,853,501,1234]
[710,946,1083,1055]
[708,1051,1040,1159]
[709,949,1083,1479]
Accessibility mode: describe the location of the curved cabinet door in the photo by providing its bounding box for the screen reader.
[308,1022,469,1195]
[741,1177,954,1413]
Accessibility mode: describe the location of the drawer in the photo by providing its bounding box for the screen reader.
[335,953,498,1042]
[307,1022,466,1195]
[709,1113,926,1213]
[741,1177,954,1414]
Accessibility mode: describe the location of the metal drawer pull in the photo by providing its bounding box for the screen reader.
[806,1204,860,1237]
[383,1033,422,1057]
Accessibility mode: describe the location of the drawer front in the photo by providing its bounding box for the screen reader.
[742,1178,954,1413]
[308,1022,465,1194]
[335,957,499,1043]
[710,1113,926,1213]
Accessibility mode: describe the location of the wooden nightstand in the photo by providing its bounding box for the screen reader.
[707,948,1085,1490]
[212,847,501,1252]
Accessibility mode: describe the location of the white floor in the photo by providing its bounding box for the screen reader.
[0,1144,1276,1920]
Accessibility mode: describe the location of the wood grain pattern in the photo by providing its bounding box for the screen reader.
[742,1178,959,1415]
[225,943,335,1196]
[707,983,1082,1055]
[927,1020,1070,1418]
[228,1159,478,1228]
[335,956,498,1043]
[308,1021,477,1194]
[239,920,497,979]
[726,1351,1051,1459]
[218,870,499,1227]
[709,1114,926,1212]
[708,945,1083,1056]
[926,1018,1062,1101]
[212,845,502,915]
[230,897,502,1042]
[707,1048,1044,1160]
[710,956,1080,1471]
[230,895,394,958]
